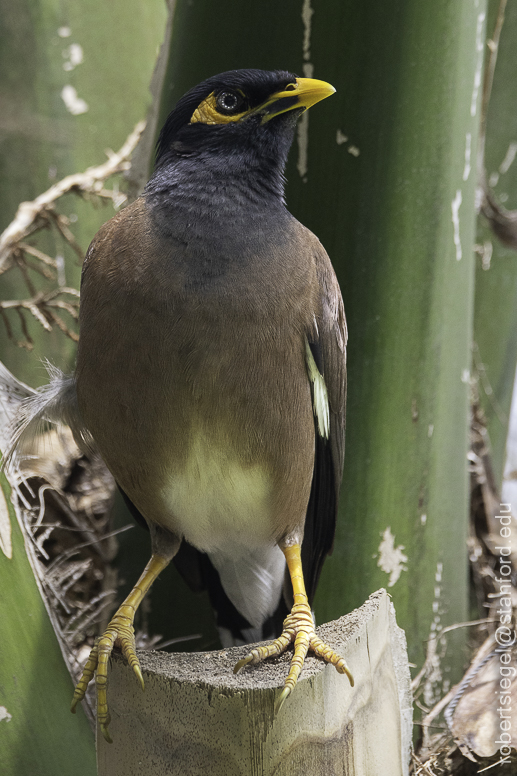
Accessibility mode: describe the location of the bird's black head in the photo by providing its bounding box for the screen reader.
[154,69,335,180]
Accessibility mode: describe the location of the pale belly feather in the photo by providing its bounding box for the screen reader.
[160,431,275,553]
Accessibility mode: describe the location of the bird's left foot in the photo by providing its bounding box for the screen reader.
[234,600,354,712]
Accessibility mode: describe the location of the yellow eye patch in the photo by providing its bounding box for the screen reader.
[190,92,248,125]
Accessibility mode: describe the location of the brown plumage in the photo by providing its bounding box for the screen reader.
[77,197,342,553]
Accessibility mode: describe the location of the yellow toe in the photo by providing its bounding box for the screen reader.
[100,722,113,744]
[233,654,253,674]
[275,685,291,714]
[133,661,145,691]
[235,600,353,711]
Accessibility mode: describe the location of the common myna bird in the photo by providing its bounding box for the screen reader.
[10,68,351,742]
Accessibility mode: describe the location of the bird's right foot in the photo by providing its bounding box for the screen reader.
[71,553,171,742]
[71,607,144,743]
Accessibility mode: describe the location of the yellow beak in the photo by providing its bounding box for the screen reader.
[248,77,336,123]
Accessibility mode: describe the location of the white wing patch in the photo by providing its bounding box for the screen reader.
[305,338,330,439]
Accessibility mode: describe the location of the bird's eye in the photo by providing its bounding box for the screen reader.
[284,83,297,91]
[216,91,243,114]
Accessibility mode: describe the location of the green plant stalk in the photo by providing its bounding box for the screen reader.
[0,475,95,775]
[475,0,517,487]
[306,1,486,691]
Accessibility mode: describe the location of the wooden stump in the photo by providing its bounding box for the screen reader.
[97,589,412,775]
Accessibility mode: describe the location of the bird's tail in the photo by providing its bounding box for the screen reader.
[0,360,95,471]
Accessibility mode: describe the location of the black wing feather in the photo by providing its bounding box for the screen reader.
[301,242,347,606]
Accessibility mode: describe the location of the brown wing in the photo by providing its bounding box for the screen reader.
[302,239,347,605]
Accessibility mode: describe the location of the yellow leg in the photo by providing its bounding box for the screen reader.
[71,553,170,743]
[234,543,353,712]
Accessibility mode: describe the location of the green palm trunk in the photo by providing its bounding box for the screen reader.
[475,0,517,487]
[306,2,485,688]
[0,475,95,775]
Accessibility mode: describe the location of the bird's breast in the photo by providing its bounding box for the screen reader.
[77,198,318,548]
